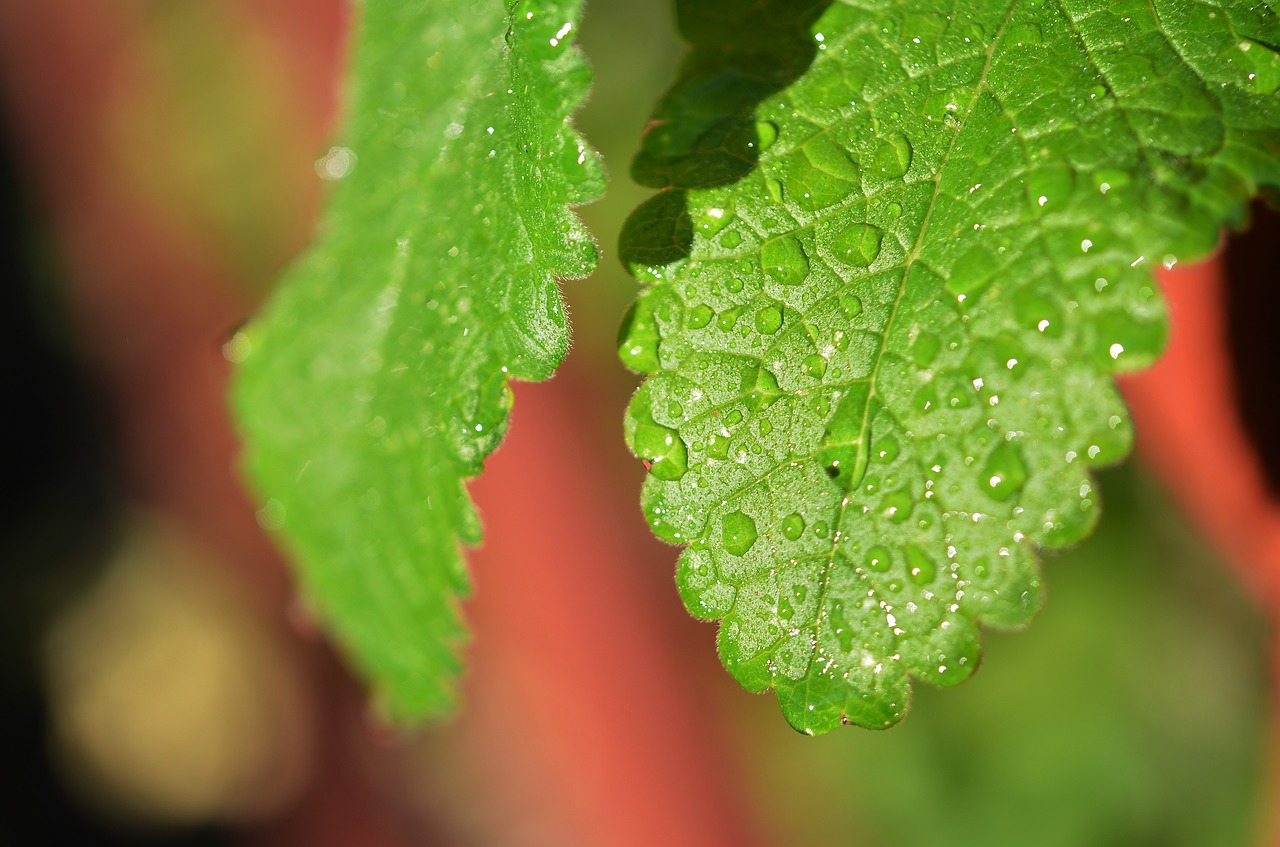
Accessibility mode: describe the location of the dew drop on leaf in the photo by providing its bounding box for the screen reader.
[761,236,810,286]
[722,511,758,556]
[831,222,883,267]
[755,303,784,334]
[865,545,892,572]
[634,421,689,481]
[905,544,936,585]
[981,440,1028,501]
[687,303,714,329]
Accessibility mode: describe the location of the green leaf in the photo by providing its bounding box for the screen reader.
[233,0,600,721]
[620,0,1280,734]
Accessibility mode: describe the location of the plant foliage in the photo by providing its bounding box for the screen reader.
[620,0,1280,733]
[234,0,600,720]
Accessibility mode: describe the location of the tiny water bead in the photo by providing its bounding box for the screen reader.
[722,511,758,556]
[782,513,806,540]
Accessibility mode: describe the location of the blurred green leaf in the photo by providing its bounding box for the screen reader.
[234,0,601,720]
[620,0,1280,732]
[739,468,1269,847]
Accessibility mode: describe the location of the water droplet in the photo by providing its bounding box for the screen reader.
[727,277,745,293]
[905,544,936,584]
[981,440,1027,501]
[1090,84,1108,99]
[885,201,904,219]
[746,367,781,410]
[865,545,892,572]
[873,132,913,179]
[777,594,795,621]
[765,177,785,204]
[758,418,774,435]
[696,207,732,237]
[831,222,883,267]
[803,354,828,380]
[720,230,743,249]
[818,386,871,490]
[755,303,784,334]
[881,488,914,523]
[812,521,829,539]
[707,432,730,459]
[1005,22,1043,46]
[840,294,863,320]
[687,303,713,329]
[755,121,779,151]
[786,136,861,211]
[1014,288,1063,338]
[833,330,850,351]
[874,437,899,462]
[717,305,743,330]
[722,511,758,556]
[618,298,660,372]
[634,421,689,481]
[761,237,809,286]
[829,600,855,652]
[1025,164,1074,212]
[782,513,806,540]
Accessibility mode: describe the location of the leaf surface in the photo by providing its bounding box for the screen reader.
[234,0,600,720]
[620,0,1280,733]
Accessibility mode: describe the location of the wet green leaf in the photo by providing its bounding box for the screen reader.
[621,0,1280,733]
[234,0,600,721]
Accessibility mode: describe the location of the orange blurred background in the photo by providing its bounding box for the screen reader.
[1,2,1276,846]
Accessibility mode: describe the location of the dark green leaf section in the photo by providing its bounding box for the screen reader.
[621,0,1280,733]
[234,0,601,720]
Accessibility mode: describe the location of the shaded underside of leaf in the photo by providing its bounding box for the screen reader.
[234,0,601,721]
[621,0,1280,733]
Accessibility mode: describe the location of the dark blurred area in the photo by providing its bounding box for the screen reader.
[0,2,1275,846]
[1225,200,1280,499]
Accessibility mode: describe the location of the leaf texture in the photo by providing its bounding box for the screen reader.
[620,0,1280,733]
[234,0,601,720]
